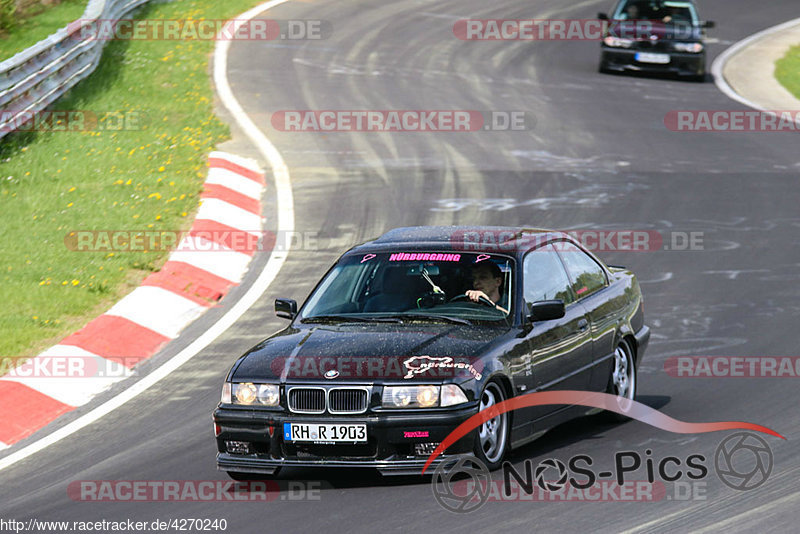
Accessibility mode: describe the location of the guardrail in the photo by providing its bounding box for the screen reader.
[0,0,151,140]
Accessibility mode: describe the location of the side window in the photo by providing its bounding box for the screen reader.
[556,242,607,299]
[523,244,574,307]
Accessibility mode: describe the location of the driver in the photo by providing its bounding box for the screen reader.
[466,262,509,313]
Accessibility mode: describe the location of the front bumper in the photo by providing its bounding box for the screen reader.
[600,48,705,76]
[214,402,479,476]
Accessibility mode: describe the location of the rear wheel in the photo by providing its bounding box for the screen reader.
[472,381,510,470]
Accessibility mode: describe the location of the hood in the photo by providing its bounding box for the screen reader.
[230,323,511,383]
[608,21,702,41]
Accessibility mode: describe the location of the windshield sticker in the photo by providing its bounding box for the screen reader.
[403,355,483,380]
[360,254,376,263]
[475,254,491,263]
[389,252,461,262]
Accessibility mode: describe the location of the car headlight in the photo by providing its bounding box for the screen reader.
[383,385,439,408]
[604,36,634,48]
[382,384,469,408]
[673,42,703,53]
[222,382,280,406]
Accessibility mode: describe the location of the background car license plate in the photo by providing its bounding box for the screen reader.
[284,423,367,443]
[635,52,670,64]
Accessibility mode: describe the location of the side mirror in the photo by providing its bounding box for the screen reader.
[598,12,609,20]
[275,298,297,320]
[702,20,715,28]
[528,300,565,322]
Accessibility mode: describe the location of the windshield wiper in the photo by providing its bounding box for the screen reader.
[380,313,472,326]
[300,315,403,324]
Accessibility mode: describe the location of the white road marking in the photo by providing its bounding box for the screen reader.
[0,0,294,471]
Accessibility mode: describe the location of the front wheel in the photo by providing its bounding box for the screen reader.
[473,381,510,470]
[606,339,637,421]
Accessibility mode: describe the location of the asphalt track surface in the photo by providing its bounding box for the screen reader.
[3,0,800,532]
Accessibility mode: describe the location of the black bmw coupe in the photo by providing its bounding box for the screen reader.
[214,226,650,477]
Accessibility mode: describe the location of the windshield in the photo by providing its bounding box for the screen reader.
[300,251,514,323]
[613,0,699,25]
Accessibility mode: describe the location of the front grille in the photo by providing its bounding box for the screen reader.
[288,387,325,414]
[329,388,369,414]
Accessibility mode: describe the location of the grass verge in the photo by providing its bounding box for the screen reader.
[775,44,800,100]
[0,0,267,359]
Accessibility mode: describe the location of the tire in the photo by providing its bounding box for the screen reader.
[472,381,510,471]
[605,338,637,422]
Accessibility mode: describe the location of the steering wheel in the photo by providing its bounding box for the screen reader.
[449,293,496,308]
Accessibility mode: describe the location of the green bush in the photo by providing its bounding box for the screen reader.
[0,0,15,32]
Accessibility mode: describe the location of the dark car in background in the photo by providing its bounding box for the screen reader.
[598,0,715,81]
[213,227,650,478]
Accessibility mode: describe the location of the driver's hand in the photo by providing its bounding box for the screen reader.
[465,290,492,304]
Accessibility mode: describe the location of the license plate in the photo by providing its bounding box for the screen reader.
[283,423,367,443]
[635,52,670,64]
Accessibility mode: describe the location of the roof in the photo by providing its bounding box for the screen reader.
[347,226,572,255]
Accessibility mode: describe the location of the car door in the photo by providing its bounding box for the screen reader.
[513,244,593,428]
[555,241,623,391]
